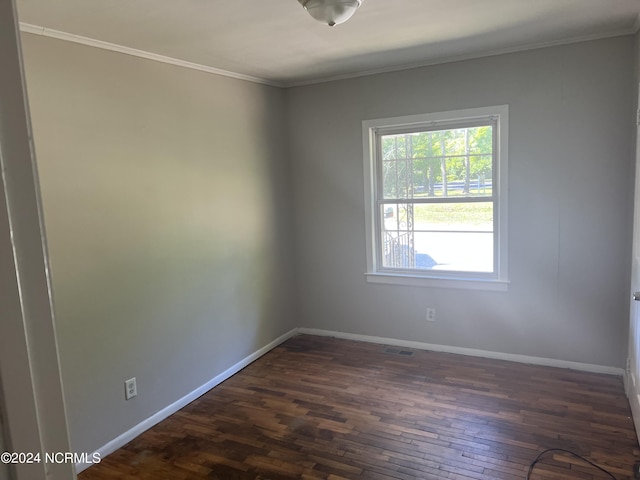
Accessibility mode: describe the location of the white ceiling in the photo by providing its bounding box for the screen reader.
[16,0,640,86]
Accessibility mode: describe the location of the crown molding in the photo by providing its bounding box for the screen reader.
[19,22,285,88]
[19,21,637,90]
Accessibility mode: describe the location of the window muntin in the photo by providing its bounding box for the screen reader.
[363,106,508,289]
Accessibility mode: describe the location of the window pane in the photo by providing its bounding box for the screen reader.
[382,134,412,199]
[415,231,493,272]
[382,136,396,160]
[468,155,492,196]
[380,202,494,272]
[445,129,466,156]
[382,125,493,200]
[468,126,493,155]
[380,203,414,268]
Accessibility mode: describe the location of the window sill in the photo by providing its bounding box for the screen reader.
[365,272,510,291]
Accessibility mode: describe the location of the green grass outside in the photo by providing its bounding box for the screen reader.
[412,203,493,226]
[413,187,492,198]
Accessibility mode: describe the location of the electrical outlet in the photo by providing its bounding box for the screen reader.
[125,377,137,400]
[426,307,436,322]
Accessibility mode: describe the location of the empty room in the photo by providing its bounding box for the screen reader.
[2,0,640,479]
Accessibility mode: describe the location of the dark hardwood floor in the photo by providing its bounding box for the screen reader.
[79,335,639,479]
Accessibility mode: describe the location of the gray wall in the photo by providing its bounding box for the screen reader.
[637,32,640,97]
[287,36,635,368]
[22,33,295,455]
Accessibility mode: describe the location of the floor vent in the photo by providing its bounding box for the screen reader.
[383,346,415,356]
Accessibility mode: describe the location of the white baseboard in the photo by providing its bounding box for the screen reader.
[76,328,299,473]
[297,328,625,376]
[77,326,626,473]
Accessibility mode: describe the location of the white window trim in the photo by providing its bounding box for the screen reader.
[362,105,509,291]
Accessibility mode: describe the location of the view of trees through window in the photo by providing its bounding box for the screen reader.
[379,124,495,273]
[381,125,493,199]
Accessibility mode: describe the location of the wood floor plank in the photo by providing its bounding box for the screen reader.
[79,335,639,479]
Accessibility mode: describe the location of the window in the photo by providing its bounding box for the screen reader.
[363,105,508,290]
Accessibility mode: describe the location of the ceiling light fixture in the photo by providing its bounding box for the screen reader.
[297,0,363,27]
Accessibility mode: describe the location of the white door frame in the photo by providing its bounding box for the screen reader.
[0,1,75,479]
[627,81,640,442]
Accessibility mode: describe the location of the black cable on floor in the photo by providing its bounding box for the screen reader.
[526,448,617,479]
